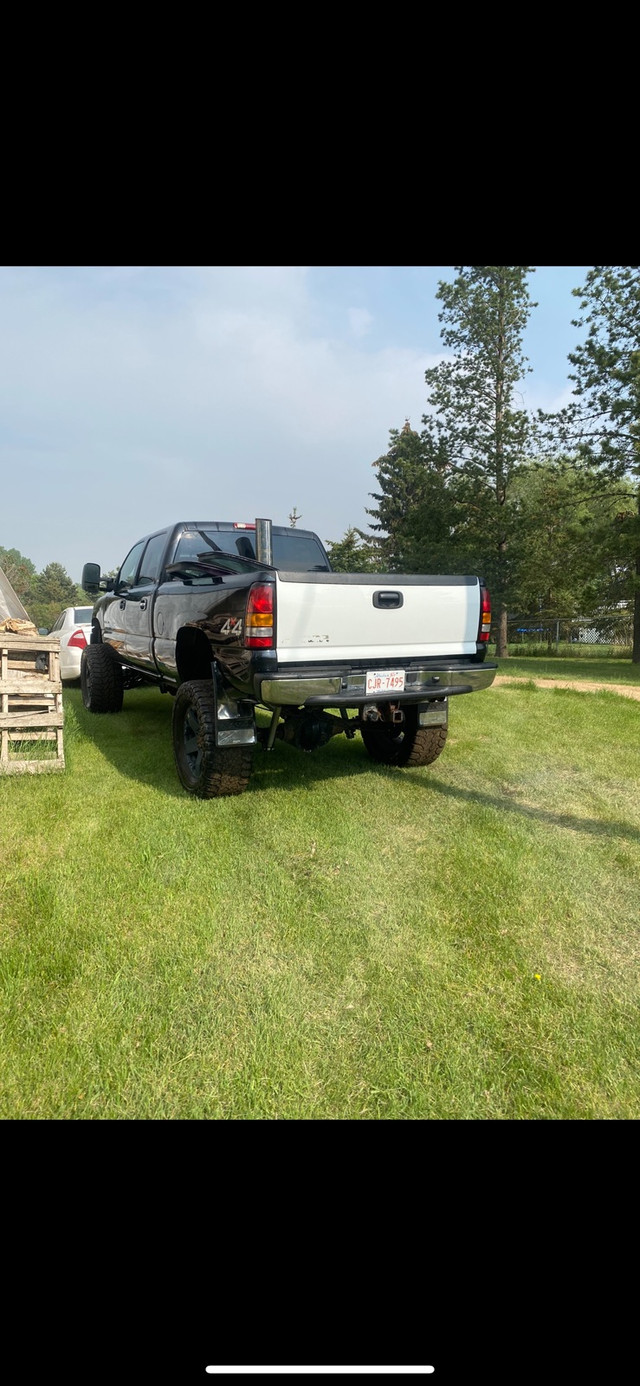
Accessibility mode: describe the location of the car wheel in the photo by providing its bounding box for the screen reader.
[80,644,124,713]
[172,680,254,798]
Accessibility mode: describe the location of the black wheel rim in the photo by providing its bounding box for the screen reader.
[182,706,202,779]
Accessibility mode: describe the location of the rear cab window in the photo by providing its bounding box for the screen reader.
[174,527,331,573]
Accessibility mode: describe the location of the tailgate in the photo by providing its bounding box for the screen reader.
[274,573,481,661]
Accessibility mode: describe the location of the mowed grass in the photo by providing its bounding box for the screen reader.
[1,673,639,1119]
[495,654,640,685]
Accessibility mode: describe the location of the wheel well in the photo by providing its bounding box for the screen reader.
[90,620,102,644]
[176,626,212,683]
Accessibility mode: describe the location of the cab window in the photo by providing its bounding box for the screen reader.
[118,540,146,589]
[138,532,168,585]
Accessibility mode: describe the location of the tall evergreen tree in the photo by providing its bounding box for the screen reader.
[422,266,537,655]
[542,266,640,661]
[366,420,450,570]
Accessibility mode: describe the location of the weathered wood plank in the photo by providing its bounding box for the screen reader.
[0,712,63,728]
[5,659,46,672]
[0,634,62,651]
[7,729,59,741]
[1,757,65,774]
[0,679,61,696]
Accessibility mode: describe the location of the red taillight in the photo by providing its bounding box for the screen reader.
[68,629,88,650]
[478,585,491,643]
[233,522,256,529]
[244,583,274,648]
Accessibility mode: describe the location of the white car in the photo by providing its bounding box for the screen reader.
[49,606,94,682]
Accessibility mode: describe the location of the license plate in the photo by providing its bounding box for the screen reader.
[365,668,406,695]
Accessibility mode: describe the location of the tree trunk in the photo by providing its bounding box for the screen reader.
[495,602,509,657]
[494,279,508,660]
[633,554,640,664]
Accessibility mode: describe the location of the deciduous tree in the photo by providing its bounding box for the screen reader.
[541,266,640,661]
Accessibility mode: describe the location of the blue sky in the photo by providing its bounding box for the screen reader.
[0,266,589,583]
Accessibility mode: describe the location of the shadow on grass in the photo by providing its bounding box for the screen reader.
[69,687,377,801]
[401,775,640,844]
[67,688,640,844]
[68,688,186,799]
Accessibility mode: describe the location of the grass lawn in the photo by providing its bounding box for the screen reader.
[1,672,639,1119]
[493,654,640,685]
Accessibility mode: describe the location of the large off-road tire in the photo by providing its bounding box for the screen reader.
[360,705,447,767]
[80,643,124,713]
[172,679,254,798]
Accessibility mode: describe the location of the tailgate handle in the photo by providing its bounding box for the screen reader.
[373,590,403,609]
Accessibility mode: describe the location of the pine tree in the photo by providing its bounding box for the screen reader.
[366,420,446,570]
[324,527,380,573]
[29,562,79,631]
[421,266,537,656]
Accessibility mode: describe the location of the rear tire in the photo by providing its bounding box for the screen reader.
[172,679,254,798]
[80,644,124,713]
[360,705,447,767]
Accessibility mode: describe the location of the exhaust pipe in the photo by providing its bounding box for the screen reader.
[255,518,273,566]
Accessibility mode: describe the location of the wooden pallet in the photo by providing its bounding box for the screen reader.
[0,633,65,774]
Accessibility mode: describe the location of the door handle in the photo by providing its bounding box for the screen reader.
[139,598,148,611]
[119,600,126,610]
[373,590,403,609]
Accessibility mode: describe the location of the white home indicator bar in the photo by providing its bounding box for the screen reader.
[205,1370,435,1376]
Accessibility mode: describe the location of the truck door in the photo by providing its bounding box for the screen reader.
[101,538,146,654]
[121,531,169,669]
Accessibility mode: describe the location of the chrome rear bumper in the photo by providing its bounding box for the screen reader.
[259,663,497,707]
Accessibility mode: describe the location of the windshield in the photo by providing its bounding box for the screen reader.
[74,608,94,623]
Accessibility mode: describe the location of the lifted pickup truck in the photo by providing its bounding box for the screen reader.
[81,519,496,797]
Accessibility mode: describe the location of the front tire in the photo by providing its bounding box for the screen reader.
[80,644,124,713]
[172,679,254,798]
[360,705,447,767]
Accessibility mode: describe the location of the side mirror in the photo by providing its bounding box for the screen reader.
[82,561,101,594]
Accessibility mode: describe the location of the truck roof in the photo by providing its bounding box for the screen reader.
[182,522,320,539]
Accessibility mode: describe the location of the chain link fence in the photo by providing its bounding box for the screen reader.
[507,613,633,653]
